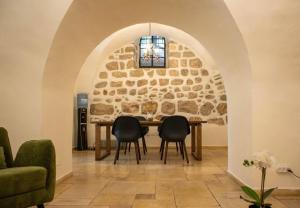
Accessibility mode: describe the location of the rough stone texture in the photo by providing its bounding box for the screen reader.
[200,102,214,116]
[169,59,178,68]
[169,52,181,58]
[191,69,199,76]
[137,79,148,87]
[178,101,198,114]
[110,81,122,87]
[150,80,157,86]
[129,89,136,96]
[125,46,135,53]
[183,51,195,57]
[106,61,118,70]
[181,59,187,67]
[95,81,107,88]
[189,58,202,68]
[93,90,100,95]
[216,103,227,115]
[195,77,202,83]
[171,79,184,85]
[161,101,175,115]
[156,69,166,76]
[192,85,203,91]
[91,41,227,125]
[220,95,227,101]
[119,54,133,60]
[117,88,127,95]
[127,60,135,69]
[138,87,148,95]
[112,71,127,78]
[99,72,108,79]
[141,101,158,114]
[181,69,188,76]
[188,92,197,99]
[90,103,114,115]
[201,69,209,76]
[169,69,179,76]
[126,80,135,87]
[109,90,115,96]
[159,79,169,86]
[121,102,139,113]
[147,70,154,77]
[186,79,193,85]
[182,86,191,91]
[130,69,144,77]
[164,92,175,99]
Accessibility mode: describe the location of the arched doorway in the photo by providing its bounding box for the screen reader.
[42,0,252,185]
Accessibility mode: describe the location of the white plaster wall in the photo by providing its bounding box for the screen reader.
[225,0,300,189]
[0,0,72,180]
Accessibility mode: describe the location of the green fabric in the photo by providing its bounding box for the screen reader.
[0,188,49,208]
[0,166,47,198]
[0,147,6,169]
[14,140,56,201]
[0,127,13,167]
[0,128,56,208]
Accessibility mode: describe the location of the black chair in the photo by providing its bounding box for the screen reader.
[158,115,190,164]
[158,116,180,154]
[124,116,149,155]
[112,116,142,164]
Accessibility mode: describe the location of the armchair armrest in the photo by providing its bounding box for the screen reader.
[14,140,56,200]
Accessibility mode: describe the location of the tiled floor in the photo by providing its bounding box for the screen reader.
[47,147,300,208]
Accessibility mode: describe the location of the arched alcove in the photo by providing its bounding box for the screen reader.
[42,0,253,185]
[75,23,228,148]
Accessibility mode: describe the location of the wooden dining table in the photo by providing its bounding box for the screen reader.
[91,120,207,161]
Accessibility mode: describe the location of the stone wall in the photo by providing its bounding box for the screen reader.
[90,40,227,125]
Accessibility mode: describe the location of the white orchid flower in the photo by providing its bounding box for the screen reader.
[253,151,276,169]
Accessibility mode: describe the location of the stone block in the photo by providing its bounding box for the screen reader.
[178,100,198,114]
[121,102,139,113]
[200,102,214,116]
[189,58,202,68]
[106,61,118,70]
[141,101,158,114]
[161,101,175,115]
[90,103,114,115]
[112,71,127,78]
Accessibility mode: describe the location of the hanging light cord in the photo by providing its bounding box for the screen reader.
[288,169,300,179]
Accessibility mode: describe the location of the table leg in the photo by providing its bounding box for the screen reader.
[106,126,111,154]
[95,124,111,161]
[192,124,202,161]
[95,124,101,160]
[191,125,195,153]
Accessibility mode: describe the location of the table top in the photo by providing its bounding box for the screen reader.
[91,120,207,126]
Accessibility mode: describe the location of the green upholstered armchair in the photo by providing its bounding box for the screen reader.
[0,127,56,208]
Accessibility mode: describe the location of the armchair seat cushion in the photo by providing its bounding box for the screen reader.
[0,166,47,198]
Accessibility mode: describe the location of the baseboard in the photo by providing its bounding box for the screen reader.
[56,171,73,184]
[227,170,300,195]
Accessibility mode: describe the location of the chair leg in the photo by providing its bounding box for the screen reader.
[176,142,179,152]
[183,141,189,164]
[137,139,141,160]
[128,142,131,152]
[180,142,184,160]
[164,141,169,164]
[160,140,165,160]
[142,136,147,154]
[124,142,128,155]
[134,141,140,164]
[37,205,44,208]
[159,140,163,153]
[114,141,120,165]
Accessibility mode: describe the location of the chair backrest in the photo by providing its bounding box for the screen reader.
[159,116,190,140]
[0,127,14,167]
[112,116,142,141]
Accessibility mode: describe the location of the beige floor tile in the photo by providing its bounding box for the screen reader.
[45,148,299,208]
[91,194,135,206]
[132,199,176,208]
